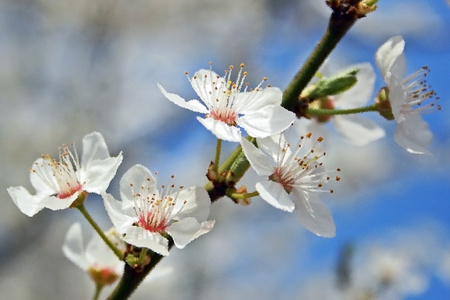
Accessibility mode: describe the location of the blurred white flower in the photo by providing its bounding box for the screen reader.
[158,64,295,142]
[62,223,125,286]
[7,132,123,217]
[303,62,385,146]
[354,245,429,299]
[240,132,338,237]
[103,164,215,256]
[376,35,440,154]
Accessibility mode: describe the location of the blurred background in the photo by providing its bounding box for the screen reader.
[1,0,450,299]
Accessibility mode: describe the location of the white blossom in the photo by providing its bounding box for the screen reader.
[376,35,440,154]
[103,164,215,256]
[240,133,338,237]
[7,132,123,216]
[62,223,125,285]
[158,64,295,142]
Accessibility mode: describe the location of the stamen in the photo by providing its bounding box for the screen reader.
[132,173,185,233]
[184,62,271,126]
[31,142,82,199]
[269,132,340,195]
[401,66,440,115]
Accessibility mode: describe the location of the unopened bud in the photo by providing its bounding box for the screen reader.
[302,68,359,101]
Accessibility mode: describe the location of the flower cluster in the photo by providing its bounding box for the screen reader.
[7,132,216,258]
[6,33,441,297]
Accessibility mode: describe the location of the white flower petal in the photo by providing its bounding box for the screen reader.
[197,117,242,142]
[394,114,432,155]
[240,137,274,176]
[40,193,79,211]
[62,223,90,270]
[103,193,136,234]
[82,155,123,194]
[190,69,223,107]
[237,87,283,113]
[292,189,336,238]
[172,187,211,222]
[257,134,292,164]
[385,73,406,121]
[237,105,295,138]
[158,83,208,113]
[124,227,169,256]
[119,164,158,207]
[85,231,122,268]
[375,35,406,78]
[28,157,60,195]
[166,218,214,249]
[81,132,112,168]
[7,186,45,217]
[334,63,375,108]
[334,115,385,146]
[256,181,295,212]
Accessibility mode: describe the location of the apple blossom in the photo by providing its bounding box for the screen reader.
[158,64,295,142]
[62,223,125,286]
[240,133,339,237]
[7,132,123,217]
[376,35,440,154]
[103,164,215,256]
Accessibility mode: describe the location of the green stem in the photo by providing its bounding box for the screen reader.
[229,190,259,199]
[77,204,123,260]
[227,138,254,183]
[107,240,174,300]
[306,104,378,116]
[93,284,103,300]
[138,248,148,265]
[218,144,242,173]
[281,10,357,112]
[214,139,222,172]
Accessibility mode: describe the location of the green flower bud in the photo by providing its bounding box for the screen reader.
[302,68,359,101]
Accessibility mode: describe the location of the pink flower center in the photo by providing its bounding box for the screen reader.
[209,108,237,125]
[270,167,295,193]
[131,175,185,234]
[58,182,83,199]
[137,211,168,232]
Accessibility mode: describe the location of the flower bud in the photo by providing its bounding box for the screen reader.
[301,68,359,101]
